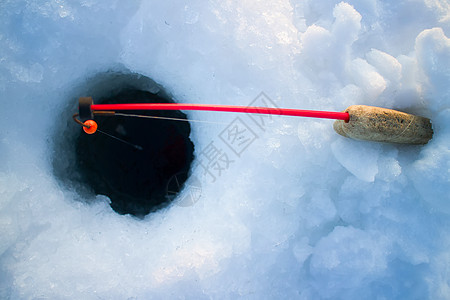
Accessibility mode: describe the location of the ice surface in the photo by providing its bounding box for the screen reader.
[331,138,380,182]
[1,0,450,299]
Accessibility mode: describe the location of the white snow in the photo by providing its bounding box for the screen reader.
[1,0,450,299]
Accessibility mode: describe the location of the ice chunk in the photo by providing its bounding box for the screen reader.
[310,226,391,297]
[331,138,380,182]
[331,2,362,45]
[298,191,337,229]
[366,48,402,83]
[349,58,387,101]
[300,25,333,71]
[292,237,313,265]
[415,27,450,112]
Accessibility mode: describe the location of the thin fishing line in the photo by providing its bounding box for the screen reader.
[96,128,144,151]
[114,112,229,125]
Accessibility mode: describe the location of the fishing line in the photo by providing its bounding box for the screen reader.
[96,128,144,151]
[114,112,229,125]
[73,114,143,150]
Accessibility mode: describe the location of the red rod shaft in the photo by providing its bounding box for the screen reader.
[91,103,349,121]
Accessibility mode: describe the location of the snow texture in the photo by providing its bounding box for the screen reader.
[1,0,450,299]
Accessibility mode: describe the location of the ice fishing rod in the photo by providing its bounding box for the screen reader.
[78,97,350,121]
[73,97,433,144]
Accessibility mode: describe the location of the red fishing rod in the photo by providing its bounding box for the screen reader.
[75,96,349,126]
[73,97,433,144]
[90,103,350,120]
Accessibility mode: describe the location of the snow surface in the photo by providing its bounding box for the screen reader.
[1,0,450,299]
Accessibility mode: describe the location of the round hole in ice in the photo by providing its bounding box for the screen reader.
[53,71,195,217]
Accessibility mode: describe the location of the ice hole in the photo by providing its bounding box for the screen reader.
[53,71,195,217]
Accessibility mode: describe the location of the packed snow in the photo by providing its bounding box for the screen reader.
[1,0,450,299]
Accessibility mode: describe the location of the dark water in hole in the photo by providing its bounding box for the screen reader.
[75,89,195,217]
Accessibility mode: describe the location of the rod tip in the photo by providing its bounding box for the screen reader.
[79,97,94,121]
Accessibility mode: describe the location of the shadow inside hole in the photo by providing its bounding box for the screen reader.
[75,88,195,217]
